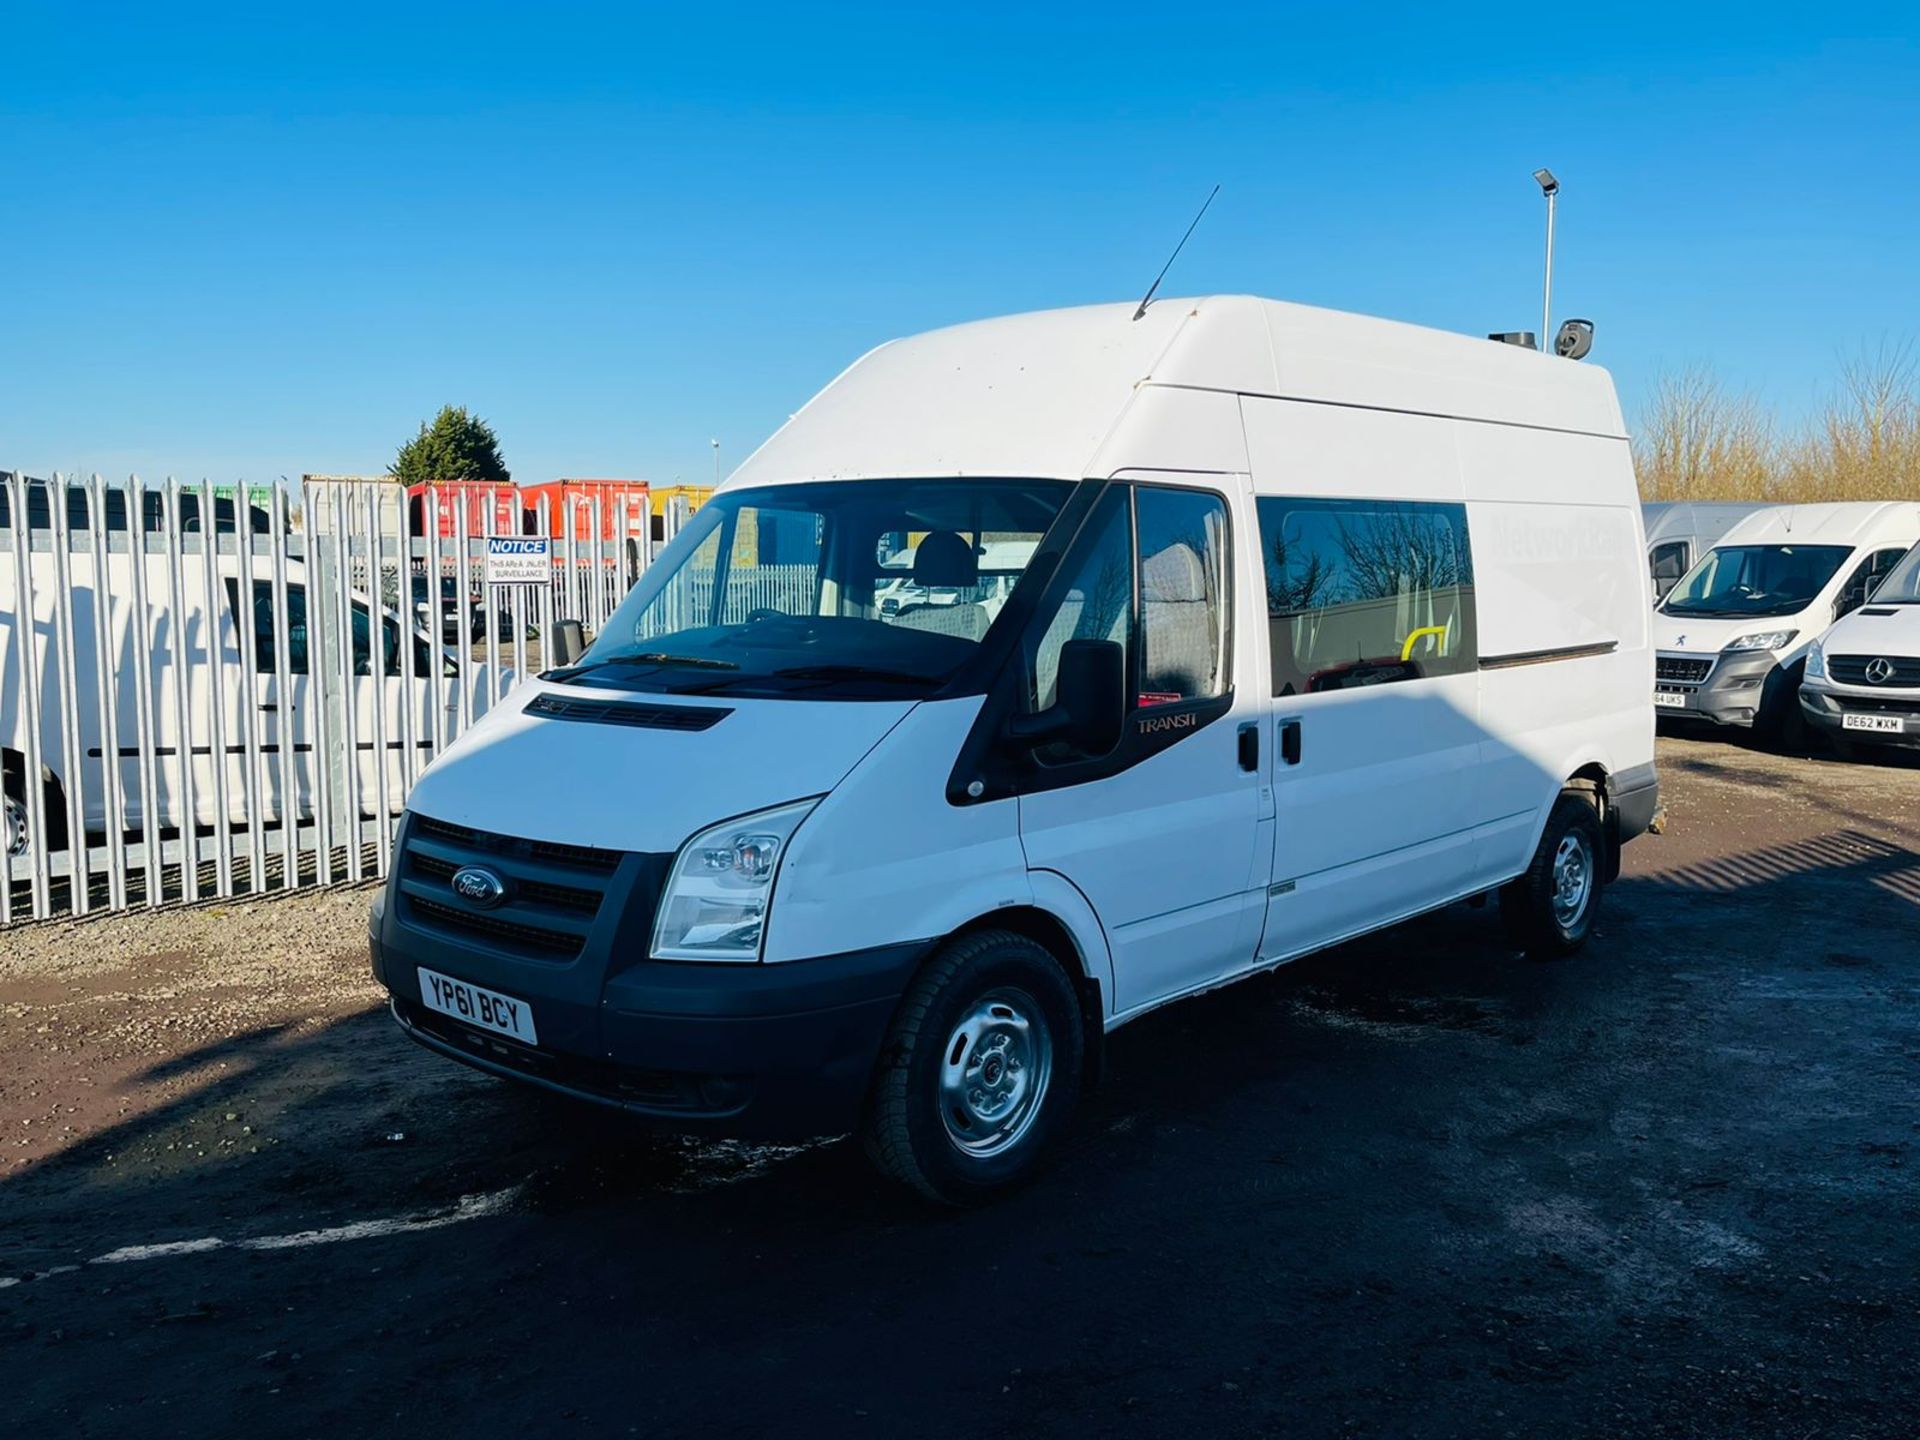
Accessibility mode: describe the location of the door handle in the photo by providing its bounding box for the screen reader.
[1280,718,1303,766]
[259,703,278,713]
[1237,721,1259,771]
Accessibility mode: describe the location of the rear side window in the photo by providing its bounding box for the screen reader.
[1256,497,1476,696]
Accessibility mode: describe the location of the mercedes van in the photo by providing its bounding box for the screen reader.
[1651,502,1920,743]
[369,296,1659,1203]
[1800,539,1920,757]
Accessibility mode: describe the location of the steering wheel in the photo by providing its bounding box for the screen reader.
[744,608,792,624]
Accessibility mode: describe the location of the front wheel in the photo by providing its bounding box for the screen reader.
[1500,793,1606,959]
[862,930,1084,1205]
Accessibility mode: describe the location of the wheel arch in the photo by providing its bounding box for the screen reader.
[943,896,1109,1084]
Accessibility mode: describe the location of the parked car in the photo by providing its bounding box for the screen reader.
[1641,501,1767,602]
[1800,538,1920,757]
[370,295,1659,1203]
[1651,502,1920,743]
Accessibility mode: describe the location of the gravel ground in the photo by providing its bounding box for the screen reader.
[0,734,1916,1439]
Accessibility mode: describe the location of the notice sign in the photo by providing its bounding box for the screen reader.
[485,537,550,585]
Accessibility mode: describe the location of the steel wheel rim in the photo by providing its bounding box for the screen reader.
[3,794,26,859]
[938,986,1053,1159]
[1551,832,1592,929]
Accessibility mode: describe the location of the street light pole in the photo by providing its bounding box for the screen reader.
[1533,168,1559,353]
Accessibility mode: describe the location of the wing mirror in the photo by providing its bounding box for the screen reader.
[1007,639,1125,756]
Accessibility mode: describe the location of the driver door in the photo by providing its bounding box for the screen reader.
[1014,477,1269,1019]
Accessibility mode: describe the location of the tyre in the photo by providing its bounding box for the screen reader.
[2,761,66,857]
[1756,661,1808,751]
[2,767,27,859]
[862,930,1084,1205]
[1500,792,1606,959]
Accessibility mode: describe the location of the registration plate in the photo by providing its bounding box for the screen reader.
[1842,713,1903,734]
[1654,690,1689,709]
[417,967,538,1044]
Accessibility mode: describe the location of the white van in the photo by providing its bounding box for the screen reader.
[370,296,1659,1202]
[1641,501,1766,602]
[1651,502,1920,741]
[0,498,493,859]
[1800,539,1920,757]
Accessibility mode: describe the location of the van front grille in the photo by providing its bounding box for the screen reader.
[413,813,622,874]
[408,897,588,958]
[1832,695,1920,716]
[1829,655,1920,688]
[1656,656,1713,686]
[397,813,625,960]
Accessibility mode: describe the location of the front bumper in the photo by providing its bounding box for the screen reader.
[1653,650,1779,728]
[370,870,929,1142]
[1799,682,1920,749]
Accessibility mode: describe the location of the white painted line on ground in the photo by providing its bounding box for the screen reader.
[1,1186,522,1288]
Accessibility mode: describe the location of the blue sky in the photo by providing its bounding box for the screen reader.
[3,2,1915,487]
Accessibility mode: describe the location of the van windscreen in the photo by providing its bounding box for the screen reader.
[554,478,1074,699]
[1661,544,1852,619]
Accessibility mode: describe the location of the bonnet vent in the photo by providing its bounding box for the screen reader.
[524,693,730,732]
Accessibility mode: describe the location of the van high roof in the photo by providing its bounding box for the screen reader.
[730,296,1627,487]
[1718,501,1920,549]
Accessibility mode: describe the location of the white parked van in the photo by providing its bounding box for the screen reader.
[370,296,1659,1202]
[1651,502,1920,741]
[0,531,492,859]
[1641,501,1767,602]
[1800,539,1920,756]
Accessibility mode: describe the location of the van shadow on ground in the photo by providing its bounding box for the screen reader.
[2,809,1917,1437]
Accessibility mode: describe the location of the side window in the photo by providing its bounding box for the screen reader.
[1257,497,1476,697]
[235,580,311,675]
[1650,540,1689,595]
[1026,486,1133,718]
[1839,547,1908,614]
[1135,486,1230,705]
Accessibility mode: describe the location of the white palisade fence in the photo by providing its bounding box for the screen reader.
[1,471,675,924]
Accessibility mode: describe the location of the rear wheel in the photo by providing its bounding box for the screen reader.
[1500,792,1606,959]
[862,930,1084,1205]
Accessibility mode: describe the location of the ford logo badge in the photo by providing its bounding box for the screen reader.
[450,865,508,909]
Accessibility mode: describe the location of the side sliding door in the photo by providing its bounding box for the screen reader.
[1244,399,1485,962]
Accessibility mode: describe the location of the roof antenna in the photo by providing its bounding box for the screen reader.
[1133,183,1220,321]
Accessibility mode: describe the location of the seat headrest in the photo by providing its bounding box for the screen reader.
[913,531,979,589]
[1142,543,1206,603]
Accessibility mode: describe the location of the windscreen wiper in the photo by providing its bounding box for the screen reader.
[544,652,740,682]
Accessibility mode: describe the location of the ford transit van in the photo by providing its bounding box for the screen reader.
[369,297,1659,1202]
[1651,502,1920,743]
[1800,539,1920,756]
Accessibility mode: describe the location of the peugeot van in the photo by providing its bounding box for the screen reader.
[1651,502,1920,743]
[369,297,1659,1203]
[1641,501,1766,602]
[1800,539,1920,756]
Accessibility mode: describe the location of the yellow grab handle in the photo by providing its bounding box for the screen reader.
[1401,625,1448,661]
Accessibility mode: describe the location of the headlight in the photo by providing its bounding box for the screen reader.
[1805,640,1826,680]
[1723,630,1797,652]
[651,799,819,962]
